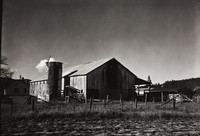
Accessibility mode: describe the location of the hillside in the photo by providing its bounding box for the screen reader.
[162,77,200,91]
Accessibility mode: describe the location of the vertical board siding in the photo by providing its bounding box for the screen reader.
[87,59,136,100]
[70,76,87,99]
[87,63,107,99]
[117,63,136,100]
[29,81,50,102]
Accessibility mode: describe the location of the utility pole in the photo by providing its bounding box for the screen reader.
[0,0,3,134]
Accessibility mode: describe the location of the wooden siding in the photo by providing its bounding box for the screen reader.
[87,59,136,100]
[70,76,87,100]
[5,82,29,96]
[30,80,50,102]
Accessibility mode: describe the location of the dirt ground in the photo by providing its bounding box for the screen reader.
[2,118,200,136]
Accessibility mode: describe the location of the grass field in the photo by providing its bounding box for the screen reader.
[2,100,200,121]
[2,100,200,135]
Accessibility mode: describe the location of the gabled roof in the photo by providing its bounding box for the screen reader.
[62,58,113,77]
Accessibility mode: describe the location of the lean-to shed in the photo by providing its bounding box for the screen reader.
[63,58,148,101]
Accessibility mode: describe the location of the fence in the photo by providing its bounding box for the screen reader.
[1,94,199,122]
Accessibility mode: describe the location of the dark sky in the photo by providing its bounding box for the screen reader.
[2,0,200,83]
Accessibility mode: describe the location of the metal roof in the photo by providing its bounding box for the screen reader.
[30,74,48,82]
[62,58,112,77]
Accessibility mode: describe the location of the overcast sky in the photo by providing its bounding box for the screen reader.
[2,0,200,83]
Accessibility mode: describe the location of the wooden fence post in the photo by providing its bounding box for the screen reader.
[135,98,137,109]
[65,96,70,103]
[120,94,123,110]
[90,97,93,112]
[32,98,35,111]
[173,94,176,109]
[73,98,76,113]
[10,99,13,116]
[104,96,106,108]
[145,93,148,107]
[161,91,164,103]
[197,96,200,104]
[54,99,56,109]
[106,95,109,103]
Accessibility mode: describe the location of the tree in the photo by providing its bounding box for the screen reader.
[147,75,152,84]
[0,56,14,78]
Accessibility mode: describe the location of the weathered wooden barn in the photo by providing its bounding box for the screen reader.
[63,58,148,101]
[29,58,148,102]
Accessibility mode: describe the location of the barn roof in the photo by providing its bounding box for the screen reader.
[62,58,149,85]
[62,58,113,77]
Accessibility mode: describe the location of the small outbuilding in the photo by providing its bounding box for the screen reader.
[149,87,195,102]
[0,77,30,96]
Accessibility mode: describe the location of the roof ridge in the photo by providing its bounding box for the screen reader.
[62,57,114,77]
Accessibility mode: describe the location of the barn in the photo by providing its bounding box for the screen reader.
[63,58,149,101]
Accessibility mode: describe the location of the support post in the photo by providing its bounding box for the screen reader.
[104,95,107,108]
[173,94,176,109]
[145,93,148,107]
[120,94,123,110]
[106,95,109,103]
[161,91,164,103]
[197,96,200,104]
[65,96,69,103]
[54,99,56,109]
[73,98,76,113]
[89,97,93,112]
[104,99,106,107]
[153,97,155,103]
[10,99,13,116]
[32,98,35,111]
[135,98,138,109]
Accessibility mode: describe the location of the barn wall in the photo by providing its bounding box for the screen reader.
[87,63,107,99]
[30,80,50,102]
[87,59,136,100]
[70,76,87,99]
[5,83,29,96]
[117,62,136,100]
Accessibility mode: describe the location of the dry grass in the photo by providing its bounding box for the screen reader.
[3,101,200,121]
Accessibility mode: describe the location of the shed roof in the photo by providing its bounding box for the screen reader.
[135,77,151,85]
[62,58,113,77]
[150,87,195,94]
[150,87,178,93]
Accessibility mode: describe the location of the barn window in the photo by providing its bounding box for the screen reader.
[14,88,19,94]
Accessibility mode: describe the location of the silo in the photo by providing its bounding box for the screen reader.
[47,62,62,102]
